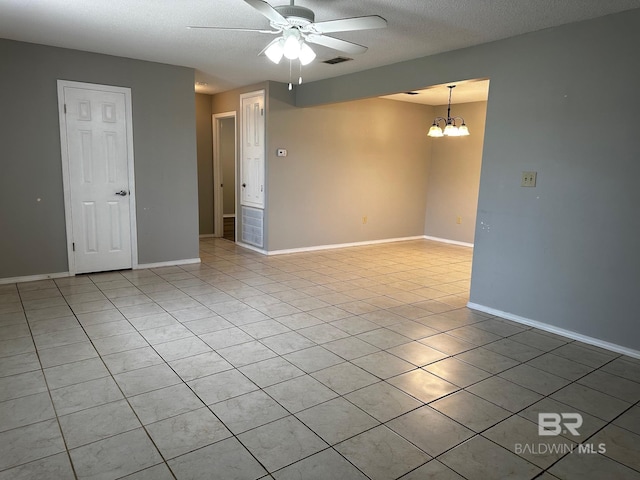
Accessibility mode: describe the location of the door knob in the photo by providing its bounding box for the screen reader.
[115,190,128,196]
[242,183,247,188]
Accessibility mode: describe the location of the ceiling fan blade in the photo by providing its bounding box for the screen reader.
[306,34,368,55]
[310,15,387,34]
[188,26,278,33]
[244,0,288,25]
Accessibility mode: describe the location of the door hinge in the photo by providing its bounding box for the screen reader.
[72,242,75,252]
[261,185,263,192]
[64,104,67,114]
[261,108,264,116]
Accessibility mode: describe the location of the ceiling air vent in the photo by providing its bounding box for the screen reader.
[404,92,419,95]
[322,56,353,65]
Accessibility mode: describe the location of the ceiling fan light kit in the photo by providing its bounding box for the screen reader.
[190,0,387,85]
[264,38,285,63]
[298,42,316,65]
[428,85,470,138]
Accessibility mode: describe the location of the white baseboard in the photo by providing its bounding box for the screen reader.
[199,234,215,238]
[234,235,472,257]
[135,258,201,269]
[1,257,206,284]
[235,242,268,255]
[267,236,426,256]
[423,236,474,248]
[0,271,71,285]
[467,302,640,359]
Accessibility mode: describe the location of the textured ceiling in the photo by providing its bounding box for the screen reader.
[1,0,639,94]
[382,79,490,106]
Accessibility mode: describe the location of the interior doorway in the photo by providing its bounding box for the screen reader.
[213,112,237,241]
[57,80,138,274]
[380,79,489,247]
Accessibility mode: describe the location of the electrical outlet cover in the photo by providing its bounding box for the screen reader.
[521,171,537,187]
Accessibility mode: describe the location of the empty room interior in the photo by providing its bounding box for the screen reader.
[1,1,640,479]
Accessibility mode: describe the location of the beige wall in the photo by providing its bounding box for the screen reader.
[266,89,432,251]
[202,83,485,250]
[195,93,213,235]
[425,101,487,244]
[212,82,268,114]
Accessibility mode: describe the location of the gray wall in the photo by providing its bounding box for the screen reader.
[295,10,640,351]
[425,101,486,244]
[0,39,199,278]
[195,93,213,235]
[266,90,431,251]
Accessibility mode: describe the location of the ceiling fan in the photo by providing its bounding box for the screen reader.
[189,0,387,65]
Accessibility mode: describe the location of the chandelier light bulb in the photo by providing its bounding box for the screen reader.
[428,124,443,137]
[443,123,458,136]
[458,124,470,136]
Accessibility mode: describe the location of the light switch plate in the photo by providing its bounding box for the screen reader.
[276,148,287,157]
[521,171,537,187]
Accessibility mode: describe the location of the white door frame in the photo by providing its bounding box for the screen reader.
[212,111,237,239]
[57,80,138,275]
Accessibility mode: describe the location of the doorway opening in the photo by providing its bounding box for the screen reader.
[213,112,237,241]
[380,78,490,247]
[57,80,138,275]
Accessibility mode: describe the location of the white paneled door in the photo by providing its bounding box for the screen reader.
[58,81,136,274]
[240,91,265,208]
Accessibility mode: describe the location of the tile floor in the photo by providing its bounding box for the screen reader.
[0,238,639,480]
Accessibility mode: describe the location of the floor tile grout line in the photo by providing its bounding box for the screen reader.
[427,352,639,478]
[144,246,470,478]
[13,279,81,480]
[32,308,624,476]
[4,239,638,478]
[95,292,279,478]
[70,272,181,479]
[537,398,640,477]
[175,242,636,478]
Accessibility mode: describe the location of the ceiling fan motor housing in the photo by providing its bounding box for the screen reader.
[274,5,315,26]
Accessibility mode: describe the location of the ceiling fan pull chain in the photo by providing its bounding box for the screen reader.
[288,58,293,90]
[298,61,303,85]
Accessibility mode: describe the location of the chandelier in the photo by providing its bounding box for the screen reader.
[427,85,470,137]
